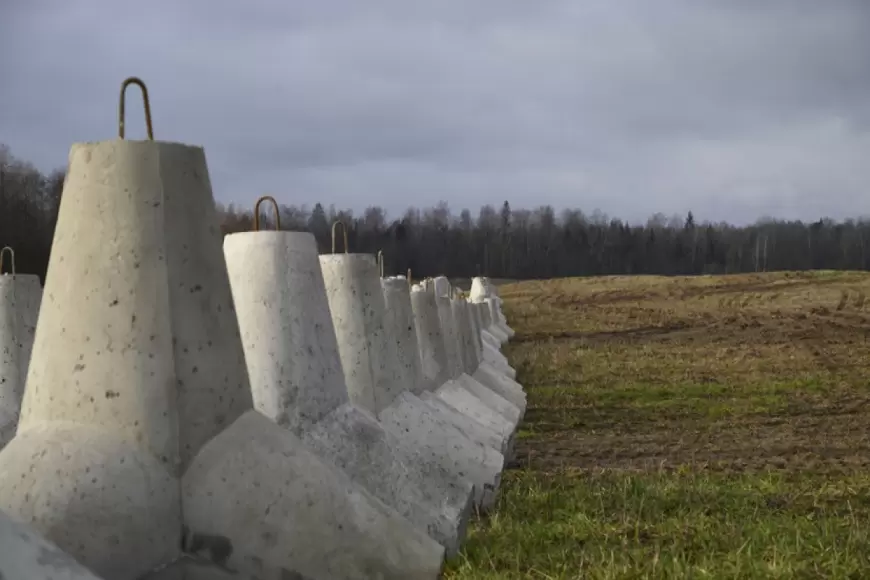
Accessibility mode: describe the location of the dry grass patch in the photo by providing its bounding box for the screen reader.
[445,271,870,579]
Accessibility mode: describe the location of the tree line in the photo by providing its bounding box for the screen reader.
[3,143,869,283]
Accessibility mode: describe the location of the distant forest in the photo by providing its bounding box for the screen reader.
[3,144,870,283]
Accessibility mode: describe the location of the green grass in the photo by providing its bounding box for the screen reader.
[449,470,870,579]
[444,271,870,579]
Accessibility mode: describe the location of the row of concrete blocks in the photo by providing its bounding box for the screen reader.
[0,138,522,579]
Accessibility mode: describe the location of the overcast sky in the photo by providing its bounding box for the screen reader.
[2,1,869,225]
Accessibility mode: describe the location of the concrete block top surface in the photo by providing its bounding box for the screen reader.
[224,230,349,433]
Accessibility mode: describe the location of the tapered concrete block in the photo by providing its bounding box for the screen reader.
[0,140,197,577]
[409,284,447,387]
[0,272,41,448]
[377,278,504,511]
[320,254,402,413]
[223,231,349,430]
[0,135,442,578]
[227,234,472,553]
[382,276,426,395]
[321,261,496,517]
[0,508,104,579]
[454,373,520,426]
[408,283,513,453]
[183,410,446,580]
[435,294,463,379]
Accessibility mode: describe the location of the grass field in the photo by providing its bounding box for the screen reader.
[444,271,870,579]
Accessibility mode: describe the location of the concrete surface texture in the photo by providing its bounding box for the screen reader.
[409,283,448,387]
[416,392,512,455]
[0,140,190,577]
[0,508,105,579]
[231,243,472,553]
[466,299,486,364]
[0,138,446,579]
[305,402,475,554]
[379,391,505,511]
[482,302,509,344]
[435,294,464,379]
[0,272,41,448]
[454,373,521,427]
[223,230,349,433]
[407,282,516,454]
[432,275,452,300]
[374,285,503,511]
[320,253,405,413]
[486,297,515,338]
[182,410,447,579]
[381,276,426,394]
[431,381,516,440]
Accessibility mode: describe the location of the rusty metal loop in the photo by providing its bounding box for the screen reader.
[253,195,281,231]
[119,77,154,140]
[331,221,349,254]
[0,246,14,276]
[376,250,384,277]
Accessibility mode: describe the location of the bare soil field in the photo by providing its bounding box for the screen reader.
[446,271,870,579]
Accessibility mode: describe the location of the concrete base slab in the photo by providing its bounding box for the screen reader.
[416,394,510,455]
[183,410,445,580]
[481,329,501,350]
[482,343,517,379]
[379,392,504,512]
[0,423,181,579]
[474,363,526,413]
[431,381,515,439]
[303,403,473,554]
[0,508,104,579]
[454,374,521,426]
[487,324,509,345]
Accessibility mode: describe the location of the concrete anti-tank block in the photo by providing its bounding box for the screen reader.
[415,393,511,455]
[0,137,440,578]
[0,273,41,448]
[435,294,464,379]
[454,373,521,426]
[375,276,504,510]
[0,507,105,579]
[379,392,504,510]
[223,231,349,429]
[409,284,449,387]
[474,362,526,412]
[0,140,195,577]
[304,403,474,554]
[320,254,401,414]
[183,410,446,580]
[225,233,472,553]
[382,276,426,395]
[432,381,515,439]
[0,422,180,578]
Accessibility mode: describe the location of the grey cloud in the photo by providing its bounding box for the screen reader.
[2,0,869,225]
